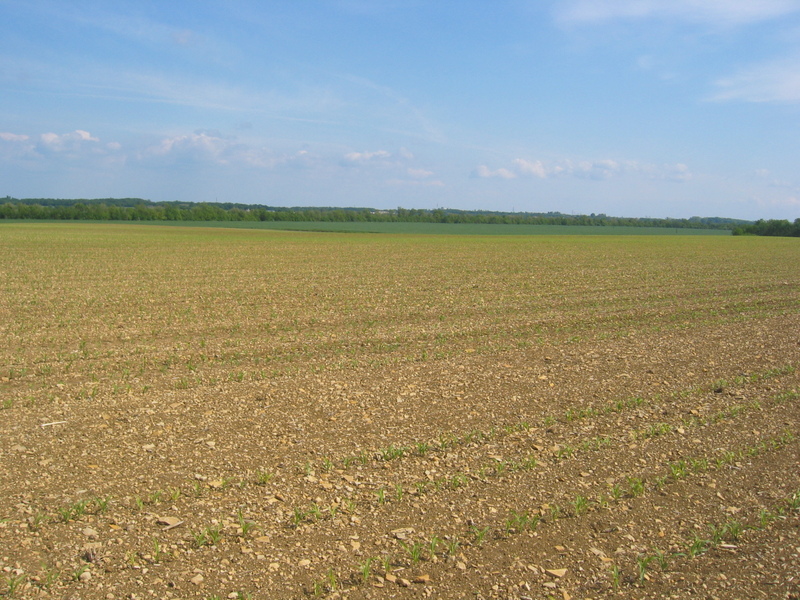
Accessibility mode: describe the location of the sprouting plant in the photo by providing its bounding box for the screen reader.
[400,541,424,565]
[471,525,491,545]
[549,504,562,521]
[133,496,145,511]
[725,520,743,542]
[326,568,338,592]
[609,564,621,590]
[4,573,26,597]
[416,441,430,455]
[256,470,274,485]
[573,494,589,516]
[627,477,645,497]
[152,538,165,563]
[149,490,163,504]
[29,512,48,530]
[709,523,727,545]
[610,484,623,501]
[428,536,441,557]
[450,473,468,489]
[556,445,574,460]
[321,457,334,472]
[445,536,460,556]
[636,555,652,583]
[308,504,323,521]
[376,488,387,505]
[193,529,209,547]
[237,509,256,535]
[168,487,181,501]
[415,481,429,495]
[788,490,800,512]
[206,524,222,545]
[358,558,374,583]
[381,554,393,574]
[380,444,406,461]
[37,565,60,590]
[651,548,669,571]
[292,508,307,527]
[687,535,709,558]
[394,484,404,501]
[71,565,89,582]
[758,509,775,528]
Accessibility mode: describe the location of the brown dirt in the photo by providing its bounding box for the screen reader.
[1,224,799,600]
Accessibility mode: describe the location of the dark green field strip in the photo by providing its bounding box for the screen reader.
[0,219,734,235]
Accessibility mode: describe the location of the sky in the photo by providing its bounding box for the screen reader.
[2,1,800,220]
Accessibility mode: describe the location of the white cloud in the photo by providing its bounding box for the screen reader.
[387,178,445,188]
[710,55,800,103]
[473,165,517,179]
[139,131,320,171]
[343,150,392,163]
[0,132,30,142]
[407,167,434,179]
[39,130,100,152]
[478,157,692,182]
[556,0,800,26]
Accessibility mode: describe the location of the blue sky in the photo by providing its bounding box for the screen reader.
[2,1,800,220]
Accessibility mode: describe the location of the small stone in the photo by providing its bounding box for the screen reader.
[456,561,466,570]
[391,527,414,540]
[546,568,567,578]
[79,570,92,582]
[413,574,431,583]
[398,578,411,587]
[298,559,311,567]
[190,574,204,585]
[82,528,99,539]
[384,573,397,584]
[156,516,183,530]
[228,593,239,599]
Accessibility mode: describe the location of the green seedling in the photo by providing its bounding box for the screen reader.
[573,494,589,516]
[237,509,257,535]
[256,470,274,485]
[400,541,424,565]
[627,477,645,497]
[471,525,491,545]
[358,558,374,583]
[445,536,460,556]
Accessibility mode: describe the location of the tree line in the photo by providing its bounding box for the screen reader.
[0,196,752,230]
[732,219,800,237]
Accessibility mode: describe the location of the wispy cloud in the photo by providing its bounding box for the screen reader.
[472,165,517,179]
[475,157,692,182]
[138,131,318,170]
[710,55,800,103]
[555,0,800,27]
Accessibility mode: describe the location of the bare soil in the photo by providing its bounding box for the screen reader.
[1,225,799,600]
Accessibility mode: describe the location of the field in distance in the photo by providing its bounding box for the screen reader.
[117,219,733,235]
[0,222,798,599]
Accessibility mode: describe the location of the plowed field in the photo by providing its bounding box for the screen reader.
[1,223,799,600]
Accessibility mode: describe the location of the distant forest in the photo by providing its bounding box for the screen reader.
[732,219,800,237]
[0,196,759,231]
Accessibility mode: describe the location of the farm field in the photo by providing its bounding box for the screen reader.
[7,219,733,236]
[1,222,799,600]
